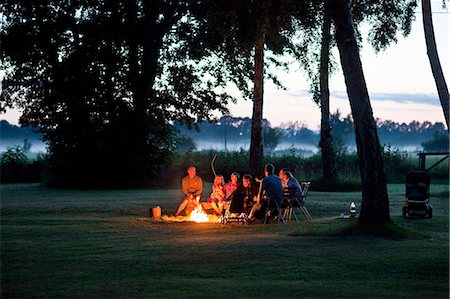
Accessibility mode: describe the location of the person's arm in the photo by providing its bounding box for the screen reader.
[225,182,233,199]
[256,179,263,202]
[195,177,203,196]
[289,179,302,198]
[218,186,225,198]
[182,177,189,196]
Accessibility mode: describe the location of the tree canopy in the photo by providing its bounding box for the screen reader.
[0,0,235,187]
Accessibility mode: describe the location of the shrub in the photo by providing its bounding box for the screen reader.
[382,146,415,183]
[0,146,47,183]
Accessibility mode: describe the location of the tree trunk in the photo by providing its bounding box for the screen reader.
[319,9,336,190]
[422,0,449,130]
[328,0,390,225]
[249,30,265,178]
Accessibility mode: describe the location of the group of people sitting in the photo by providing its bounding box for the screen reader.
[174,164,303,223]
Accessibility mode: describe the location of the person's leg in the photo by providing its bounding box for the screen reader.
[218,202,224,214]
[185,202,195,216]
[175,199,188,216]
[249,202,261,219]
[211,201,222,216]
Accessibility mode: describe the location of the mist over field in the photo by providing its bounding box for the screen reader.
[2,116,443,157]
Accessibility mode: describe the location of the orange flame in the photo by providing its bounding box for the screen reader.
[189,205,210,223]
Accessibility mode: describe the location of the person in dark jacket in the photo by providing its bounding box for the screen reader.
[249,164,283,221]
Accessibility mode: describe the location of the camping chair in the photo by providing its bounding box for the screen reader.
[281,186,300,223]
[263,196,286,224]
[282,182,312,222]
[299,182,313,221]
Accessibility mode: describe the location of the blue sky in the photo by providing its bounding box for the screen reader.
[1,0,448,130]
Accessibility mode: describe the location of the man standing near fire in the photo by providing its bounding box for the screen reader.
[175,166,203,216]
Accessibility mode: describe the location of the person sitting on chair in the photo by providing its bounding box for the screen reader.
[209,175,226,216]
[249,164,283,222]
[281,171,302,199]
[225,172,240,200]
[232,174,259,213]
[175,166,203,216]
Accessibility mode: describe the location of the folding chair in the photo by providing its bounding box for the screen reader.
[282,186,300,223]
[281,182,313,222]
[264,197,286,224]
[298,182,313,221]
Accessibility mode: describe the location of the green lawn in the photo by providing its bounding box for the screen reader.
[1,183,448,298]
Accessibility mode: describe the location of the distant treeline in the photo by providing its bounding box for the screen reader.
[2,114,448,154]
[0,120,41,142]
[175,112,449,151]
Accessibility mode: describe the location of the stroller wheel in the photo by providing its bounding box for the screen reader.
[428,207,433,218]
[402,206,407,218]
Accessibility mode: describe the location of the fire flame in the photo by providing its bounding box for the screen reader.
[189,205,210,223]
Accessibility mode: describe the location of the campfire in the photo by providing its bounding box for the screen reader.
[159,204,221,223]
[189,205,210,223]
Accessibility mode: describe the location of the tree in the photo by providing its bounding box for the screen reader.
[421,131,450,152]
[187,0,320,177]
[249,21,266,177]
[263,127,282,153]
[328,0,390,225]
[318,8,337,189]
[297,0,417,190]
[176,135,197,153]
[1,1,232,187]
[422,0,449,130]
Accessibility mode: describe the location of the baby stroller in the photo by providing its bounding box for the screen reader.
[221,193,247,224]
[402,171,433,218]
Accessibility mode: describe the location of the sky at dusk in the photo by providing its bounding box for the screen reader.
[227,0,449,129]
[1,0,448,130]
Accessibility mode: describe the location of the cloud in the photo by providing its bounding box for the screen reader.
[332,91,442,106]
[287,89,442,107]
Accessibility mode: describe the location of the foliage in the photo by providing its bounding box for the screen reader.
[0,146,47,183]
[4,146,447,187]
[0,1,234,188]
[382,145,415,183]
[166,148,448,189]
[378,119,447,146]
[185,0,321,99]
[175,135,197,154]
[263,127,282,152]
[330,110,355,149]
[0,146,29,166]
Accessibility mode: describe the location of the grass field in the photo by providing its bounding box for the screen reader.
[1,183,449,298]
